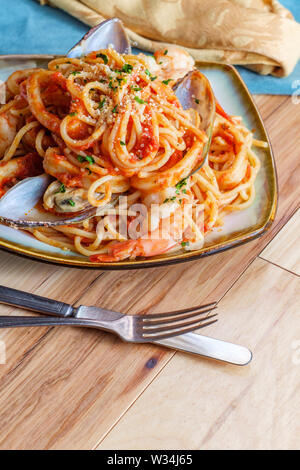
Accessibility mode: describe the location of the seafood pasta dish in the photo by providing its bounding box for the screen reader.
[0,46,265,262]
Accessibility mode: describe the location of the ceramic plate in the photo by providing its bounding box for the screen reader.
[0,55,277,269]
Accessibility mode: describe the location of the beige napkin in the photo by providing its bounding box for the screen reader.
[40,0,300,77]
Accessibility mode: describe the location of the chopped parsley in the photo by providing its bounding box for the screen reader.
[55,183,66,194]
[112,105,118,113]
[145,69,156,81]
[163,49,168,55]
[85,155,95,164]
[162,79,172,85]
[132,86,142,92]
[122,63,133,74]
[181,241,190,248]
[120,140,126,146]
[108,80,117,91]
[66,199,75,207]
[96,53,108,64]
[69,112,77,117]
[134,96,146,105]
[163,196,176,203]
[195,98,200,104]
[77,155,95,164]
[175,178,187,191]
[71,70,81,76]
[98,98,106,109]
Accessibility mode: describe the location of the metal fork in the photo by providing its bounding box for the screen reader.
[0,286,217,342]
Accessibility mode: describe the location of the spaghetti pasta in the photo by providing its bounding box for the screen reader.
[0,47,263,262]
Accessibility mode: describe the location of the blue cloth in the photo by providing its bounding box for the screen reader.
[0,0,88,55]
[0,0,299,94]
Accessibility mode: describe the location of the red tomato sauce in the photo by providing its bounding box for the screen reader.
[131,107,159,161]
[159,149,183,171]
[67,118,92,142]
[55,172,83,188]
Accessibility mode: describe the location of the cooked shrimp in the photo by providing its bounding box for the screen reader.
[0,152,43,197]
[43,147,129,190]
[0,112,18,158]
[43,148,84,187]
[91,236,176,262]
[154,46,195,81]
[91,207,187,262]
[138,54,161,77]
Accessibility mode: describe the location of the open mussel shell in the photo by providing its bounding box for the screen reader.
[0,174,59,227]
[174,70,216,174]
[67,18,131,58]
[0,175,121,228]
[43,181,90,214]
[0,174,91,227]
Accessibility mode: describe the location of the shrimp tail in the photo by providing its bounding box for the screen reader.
[90,237,176,263]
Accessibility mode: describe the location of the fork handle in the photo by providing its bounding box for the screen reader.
[0,316,99,329]
[0,286,74,317]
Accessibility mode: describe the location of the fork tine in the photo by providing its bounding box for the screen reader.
[141,313,218,335]
[143,318,218,341]
[143,301,217,320]
[142,305,217,326]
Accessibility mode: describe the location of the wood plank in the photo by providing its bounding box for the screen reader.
[260,209,300,275]
[0,243,266,450]
[98,258,300,450]
[260,98,300,234]
[253,95,289,120]
[0,250,103,379]
[0,95,298,449]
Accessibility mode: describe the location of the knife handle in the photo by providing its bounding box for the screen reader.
[0,285,74,317]
[154,332,252,366]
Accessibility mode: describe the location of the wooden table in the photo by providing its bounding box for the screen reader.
[0,95,299,450]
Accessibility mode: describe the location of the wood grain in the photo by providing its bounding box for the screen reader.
[260,209,300,275]
[253,95,289,120]
[98,258,300,450]
[0,94,298,450]
[0,251,103,380]
[0,243,271,450]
